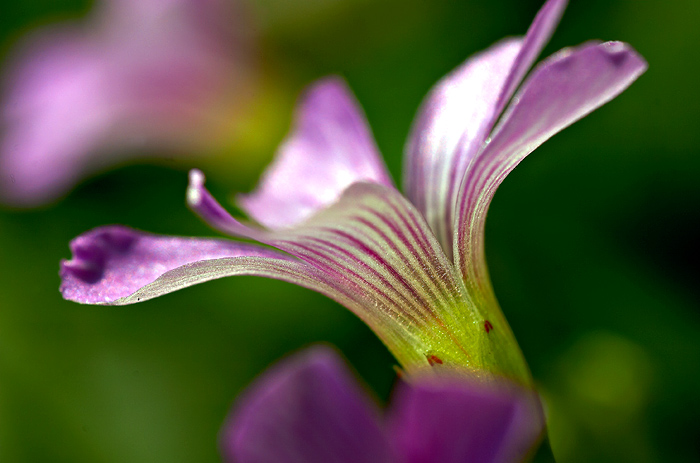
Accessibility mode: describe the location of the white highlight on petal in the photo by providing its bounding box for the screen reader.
[186,168,205,206]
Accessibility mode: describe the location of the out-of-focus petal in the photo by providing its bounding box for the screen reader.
[221,346,391,463]
[59,225,339,305]
[454,41,647,293]
[1,0,250,207]
[98,0,242,48]
[96,0,247,127]
[388,377,545,463]
[0,30,110,205]
[403,0,566,257]
[238,77,393,230]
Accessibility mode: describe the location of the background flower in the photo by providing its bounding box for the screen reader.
[0,1,698,463]
[0,0,254,206]
[221,346,544,463]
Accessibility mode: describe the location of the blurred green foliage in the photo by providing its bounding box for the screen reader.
[1,0,699,462]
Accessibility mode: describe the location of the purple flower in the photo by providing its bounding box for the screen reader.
[60,0,646,384]
[0,0,252,206]
[220,345,545,463]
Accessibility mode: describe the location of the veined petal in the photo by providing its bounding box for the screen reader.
[270,183,477,372]
[237,77,393,230]
[59,225,340,305]
[454,42,647,295]
[189,174,532,381]
[403,0,566,257]
[196,171,472,371]
[403,39,522,255]
[269,183,528,381]
[388,377,544,463]
[221,346,391,463]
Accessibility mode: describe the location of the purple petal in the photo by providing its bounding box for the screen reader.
[97,0,241,46]
[59,225,335,305]
[267,183,484,373]
[1,0,248,206]
[403,0,566,257]
[221,346,391,463]
[494,0,568,119]
[190,170,492,373]
[454,42,647,291]
[190,171,514,375]
[403,39,522,255]
[0,31,109,205]
[388,377,545,463]
[237,77,393,230]
[187,169,265,240]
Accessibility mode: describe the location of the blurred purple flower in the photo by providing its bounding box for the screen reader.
[221,345,545,463]
[60,0,646,383]
[1,0,252,206]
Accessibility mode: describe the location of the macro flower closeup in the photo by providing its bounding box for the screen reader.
[60,0,646,392]
[0,0,252,206]
[220,345,544,463]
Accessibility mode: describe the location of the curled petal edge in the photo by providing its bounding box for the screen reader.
[59,225,347,307]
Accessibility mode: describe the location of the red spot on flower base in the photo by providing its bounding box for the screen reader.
[426,354,443,366]
[484,320,494,333]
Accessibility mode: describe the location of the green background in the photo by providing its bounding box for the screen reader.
[1,0,699,461]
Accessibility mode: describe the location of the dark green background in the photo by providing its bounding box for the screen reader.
[1,0,698,461]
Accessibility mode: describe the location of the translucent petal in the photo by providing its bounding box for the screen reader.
[454,42,647,298]
[403,0,566,257]
[238,77,393,230]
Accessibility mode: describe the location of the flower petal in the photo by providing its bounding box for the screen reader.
[220,346,391,463]
[1,0,247,207]
[191,171,481,373]
[0,30,109,205]
[495,0,568,119]
[403,0,566,256]
[388,377,545,463]
[454,42,647,292]
[187,168,264,240]
[59,225,336,305]
[237,77,393,230]
[267,183,492,375]
[190,174,531,380]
